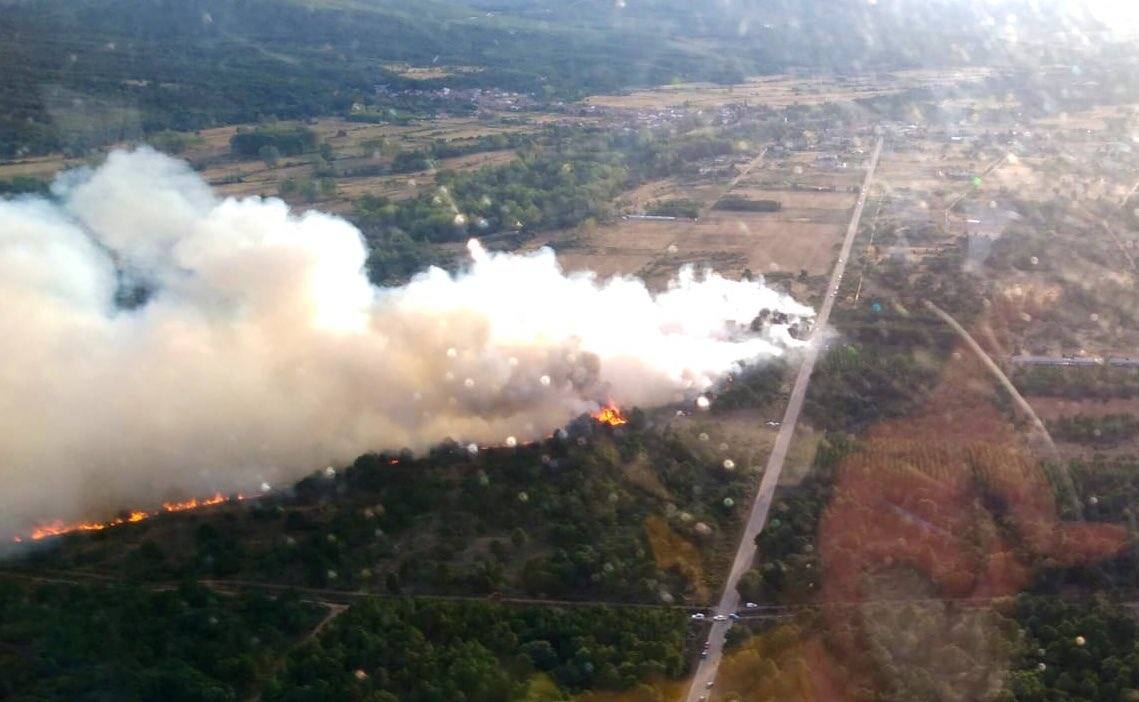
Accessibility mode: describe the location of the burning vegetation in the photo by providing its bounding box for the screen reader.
[13,492,244,543]
[593,402,629,427]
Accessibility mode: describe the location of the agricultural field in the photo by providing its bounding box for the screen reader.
[584,68,992,111]
[0,113,546,213]
[524,144,867,293]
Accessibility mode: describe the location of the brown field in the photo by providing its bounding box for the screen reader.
[381,62,483,80]
[0,155,79,180]
[526,147,859,289]
[728,189,855,210]
[585,68,992,111]
[1035,103,1137,131]
[617,178,687,209]
[1029,396,1139,422]
[531,211,848,286]
[643,515,710,602]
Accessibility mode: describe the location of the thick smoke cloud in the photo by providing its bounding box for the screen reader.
[0,148,812,534]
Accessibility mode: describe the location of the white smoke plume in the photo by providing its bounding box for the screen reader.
[0,148,812,534]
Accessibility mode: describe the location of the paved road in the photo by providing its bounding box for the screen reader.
[682,136,883,702]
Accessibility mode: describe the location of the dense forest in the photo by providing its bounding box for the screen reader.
[0,0,1044,158]
[264,599,689,701]
[0,579,323,700]
[14,410,763,605]
[0,577,691,701]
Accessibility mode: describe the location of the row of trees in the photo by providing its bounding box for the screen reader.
[1049,413,1139,447]
[230,125,319,159]
[714,195,782,212]
[644,198,701,219]
[389,132,534,174]
[1013,365,1139,400]
[0,176,48,196]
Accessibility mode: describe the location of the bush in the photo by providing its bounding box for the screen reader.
[714,196,781,212]
[644,198,700,218]
[230,125,318,158]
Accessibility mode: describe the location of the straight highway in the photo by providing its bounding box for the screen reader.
[682,136,883,701]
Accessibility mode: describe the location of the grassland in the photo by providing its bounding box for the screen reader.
[584,69,992,111]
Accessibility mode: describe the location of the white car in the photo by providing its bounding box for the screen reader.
[690,612,706,621]
[745,602,759,609]
[712,614,728,622]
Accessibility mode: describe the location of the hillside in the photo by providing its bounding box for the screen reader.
[0,0,1067,158]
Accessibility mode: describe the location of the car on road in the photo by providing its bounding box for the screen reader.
[690,612,705,620]
[729,612,741,621]
[745,601,759,608]
[712,614,728,621]
[706,680,715,688]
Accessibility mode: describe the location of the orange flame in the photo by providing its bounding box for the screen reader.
[161,493,229,513]
[592,402,628,427]
[14,494,246,543]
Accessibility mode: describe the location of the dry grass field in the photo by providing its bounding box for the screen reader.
[0,155,80,179]
[585,68,992,111]
[530,206,852,287]
[526,147,862,292]
[205,147,519,213]
[381,62,483,80]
